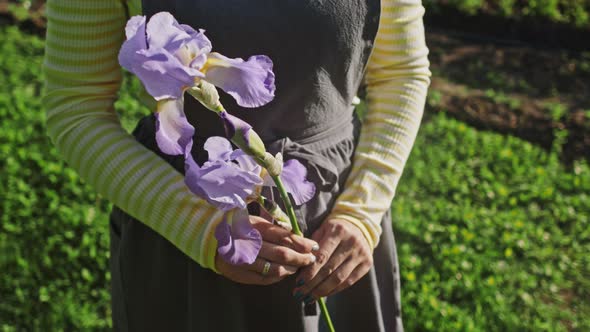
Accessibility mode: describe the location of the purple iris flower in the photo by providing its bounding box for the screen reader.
[118,12,276,156]
[184,136,263,265]
[211,155,315,265]
[118,12,275,105]
[183,136,315,265]
[118,12,209,155]
[184,137,263,211]
[118,12,208,100]
[215,209,262,265]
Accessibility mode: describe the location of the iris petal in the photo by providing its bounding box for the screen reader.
[281,159,316,205]
[118,16,147,73]
[204,53,275,108]
[155,98,194,155]
[204,136,233,161]
[230,150,261,174]
[145,12,191,52]
[215,209,262,265]
[179,25,212,69]
[135,47,202,100]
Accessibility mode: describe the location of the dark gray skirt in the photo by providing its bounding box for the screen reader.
[109,114,403,332]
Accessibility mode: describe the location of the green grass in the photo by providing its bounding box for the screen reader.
[1,26,589,331]
[394,114,590,331]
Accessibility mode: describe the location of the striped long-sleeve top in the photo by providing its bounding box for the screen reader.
[43,0,431,272]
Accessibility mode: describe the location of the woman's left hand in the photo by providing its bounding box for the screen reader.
[292,218,373,302]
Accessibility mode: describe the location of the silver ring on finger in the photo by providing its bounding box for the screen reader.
[261,260,271,276]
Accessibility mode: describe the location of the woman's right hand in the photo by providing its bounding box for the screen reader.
[215,215,319,285]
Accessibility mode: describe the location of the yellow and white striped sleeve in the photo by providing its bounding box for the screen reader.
[42,0,223,272]
[328,0,431,248]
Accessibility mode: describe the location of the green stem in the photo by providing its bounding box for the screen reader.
[270,175,335,332]
[255,195,291,230]
[270,175,302,236]
[226,125,334,330]
[318,298,335,332]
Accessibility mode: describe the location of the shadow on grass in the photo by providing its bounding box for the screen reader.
[425,28,590,165]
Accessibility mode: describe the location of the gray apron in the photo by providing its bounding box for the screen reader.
[109,0,403,330]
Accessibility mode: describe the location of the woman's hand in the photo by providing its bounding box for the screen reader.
[216,215,319,285]
[292,218,373,301]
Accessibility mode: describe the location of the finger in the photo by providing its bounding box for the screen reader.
[310,222,327,243]
[327,262,372,296]
[252,219,319,253]
[295,243,348,296]
[217,260,283,285]
[259,208,273,221]
[295,226,341,289]
[310,257,357,298]
[243,257,298,280]
[231,269,281,285]
[258,241,316,267]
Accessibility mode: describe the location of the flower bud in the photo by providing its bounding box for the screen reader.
[263,152,283,177]
[187,81,223,113]
[219,111,267,160]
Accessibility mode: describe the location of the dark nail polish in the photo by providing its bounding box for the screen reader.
[296,279,305,287]
[293,291,304,301]
[304,295,315,305]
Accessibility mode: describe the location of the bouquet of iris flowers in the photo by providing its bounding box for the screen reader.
[118,12,335,331]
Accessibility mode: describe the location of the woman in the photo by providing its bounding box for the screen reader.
[43,0,430,331]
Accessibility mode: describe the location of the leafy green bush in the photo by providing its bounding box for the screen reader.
[425,0,590,27]
[393,113,590,331]
[0,26,145,330]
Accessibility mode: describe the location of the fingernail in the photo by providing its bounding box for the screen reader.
[296,279,305,287]
[311,243,320,251]
[304,295,315,305]
[293,291,304,301]
[309,254,317,264]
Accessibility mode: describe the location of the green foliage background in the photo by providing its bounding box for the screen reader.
[5,0,590,28]
[1,24,589,331]
[424,0,590,27]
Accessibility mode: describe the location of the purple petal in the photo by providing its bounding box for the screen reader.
[215,209,262,265]
[145,13,212,70]
[124,15,146,40]
[118,15,147,73]
[135,47,202,100]
[230,150,261,174]
[184,159,263,211]
[204,53,275,108]
[179,25,212,69]
[281,159,316,205]
[155,98,195,155]
[204,136,233,161]
[183,152,207,198]
[146,12,190,53]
